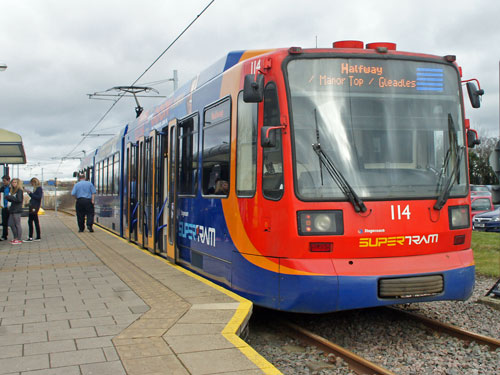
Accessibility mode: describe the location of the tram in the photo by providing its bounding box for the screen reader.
[78,41,483,313]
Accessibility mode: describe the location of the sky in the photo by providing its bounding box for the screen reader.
[1,0,499,181]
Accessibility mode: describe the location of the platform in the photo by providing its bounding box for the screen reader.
[0,212,280,374]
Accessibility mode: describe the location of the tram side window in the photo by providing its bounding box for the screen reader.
[145,138,152,207]
[236,92,258,197]
[113,153,120,196]
[202,98,231,196]
[178,114,199,196]
[97,162,102,195]
[262,82,284,200]
[102,160,107,195]
[101,161,105,194]
[107,157,112,195]
[100,160,105,195]
[96,163,100,194]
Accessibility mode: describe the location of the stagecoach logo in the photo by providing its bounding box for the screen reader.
[359,234,439,248]
[358,228,386,234]
[178,221,216,247]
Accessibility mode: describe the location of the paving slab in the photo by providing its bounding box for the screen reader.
[0,212,280,374]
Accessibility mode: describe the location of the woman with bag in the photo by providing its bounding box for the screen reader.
[5,178,24,245]
[24,177,43,242]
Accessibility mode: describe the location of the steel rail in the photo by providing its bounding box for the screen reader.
[388,307,500,351]
[280,320,396,375]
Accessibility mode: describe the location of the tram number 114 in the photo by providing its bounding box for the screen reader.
[391,204,411,220]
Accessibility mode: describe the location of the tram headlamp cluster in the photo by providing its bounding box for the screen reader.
[297,211,343,236]
[448,205,470,230]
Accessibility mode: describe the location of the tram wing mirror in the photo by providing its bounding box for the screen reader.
[243,74,264,103]
[261,125,285,147]
[261,126,276,147]
[466,82,484,109]
[467,129,480,148]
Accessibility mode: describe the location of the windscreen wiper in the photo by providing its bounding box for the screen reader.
[433,146,464,210]
[312,143,367,213]
[434,114,464,210]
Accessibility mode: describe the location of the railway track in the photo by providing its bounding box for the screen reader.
[279,307,500,375]
[387,306,500,351]
[280,320,395,375]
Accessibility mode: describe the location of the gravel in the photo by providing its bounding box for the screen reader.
[246,275,500,374]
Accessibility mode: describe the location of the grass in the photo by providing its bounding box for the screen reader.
[471,231,500,277]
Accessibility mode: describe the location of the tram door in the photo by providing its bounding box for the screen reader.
[137,137,150,248]
[127,142,139,243]
[146,130,156,252]
[155,128,168,256]
[166,119,178,262]
[137,138,147,248]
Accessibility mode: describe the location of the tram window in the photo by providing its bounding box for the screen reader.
[102,159,107,194]
[98,161,103,195]
[95,163,98,194]
[107,157,112,195]
[262,82,284,200]
[101,160,105,194]
[236,92,257,197]
[145,138,153,207]
[113,153,120,195]
[178,114,199,196]
[99,161,102,194]
[103,159,107,194]
[202,98,231,196]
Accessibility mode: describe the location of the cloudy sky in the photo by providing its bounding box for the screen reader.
[1,0,499,181]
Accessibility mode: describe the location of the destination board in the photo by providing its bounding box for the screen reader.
[288,59,455,95]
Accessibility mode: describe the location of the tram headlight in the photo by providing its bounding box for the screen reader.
[297,211,344,235]
[314,214,331,232]
[448,205,470,230]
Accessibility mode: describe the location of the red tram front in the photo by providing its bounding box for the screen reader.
[225,41,480,312]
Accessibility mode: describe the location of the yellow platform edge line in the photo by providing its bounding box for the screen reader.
[96,226,282,375]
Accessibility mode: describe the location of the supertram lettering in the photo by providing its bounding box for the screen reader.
[178,221,216,247]
[359,234,439,248]
[406,234,439,245]
[359,236,405,248]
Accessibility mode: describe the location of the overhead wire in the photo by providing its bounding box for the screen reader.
[57,0,216,174]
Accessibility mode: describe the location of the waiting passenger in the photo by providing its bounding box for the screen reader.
[5,178,24,245]
[24,177,43,242]
[0,175,11,241]
[71,174,97,233]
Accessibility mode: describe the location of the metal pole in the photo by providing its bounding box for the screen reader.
[54,177,57,216]
[173,70,178,91]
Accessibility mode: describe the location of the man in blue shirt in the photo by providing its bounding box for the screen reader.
[0,175,11,240]
[71,174,97,232]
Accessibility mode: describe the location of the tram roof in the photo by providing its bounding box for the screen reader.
[124,49,275,137]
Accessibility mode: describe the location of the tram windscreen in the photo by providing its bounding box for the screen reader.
[286,58,467,200]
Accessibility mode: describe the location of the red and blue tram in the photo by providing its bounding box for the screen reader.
[79,41,483,313]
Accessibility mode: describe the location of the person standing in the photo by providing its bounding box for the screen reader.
[24,177,43,242]
[71,174,96,232]
[6,178,24,245]
[0,175,11,241]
